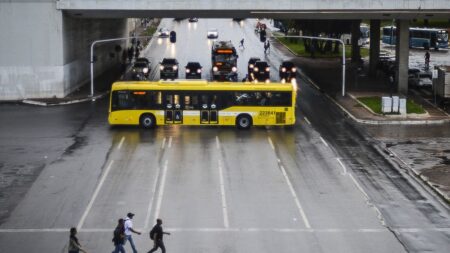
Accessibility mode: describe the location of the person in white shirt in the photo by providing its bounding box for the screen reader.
[124,212,141,253]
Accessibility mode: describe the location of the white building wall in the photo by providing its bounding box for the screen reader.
[0,1,129,100]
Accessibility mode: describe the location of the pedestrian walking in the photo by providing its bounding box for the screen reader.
[112,219,126,253]
[239,38,245,49]
[264,40,271,54]
[148,219,170,253]
[424,50,430,70]
[124,212,141,253]
[69,227,88,253]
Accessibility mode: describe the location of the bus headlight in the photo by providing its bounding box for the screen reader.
[143,68,149,74]
[292,67,297,72]
[173,65,178,71]
[265,67,270,72]
[197,69,202,73]
[159,66,164,71]
[232,66,237,72]
[254,67,259,72]
[213,66,218,72]
[186,69,190,73]
[249,64,254,68]
[281,67,286,72]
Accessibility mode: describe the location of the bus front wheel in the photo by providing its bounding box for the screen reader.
[236,114,252,130]
[140,114,156,129]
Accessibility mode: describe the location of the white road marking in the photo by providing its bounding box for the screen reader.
[77,160,115,230]
[153,160,169,221]
[268,136,275,150]
[215,135,220,149]
[304,117,311,125]
[336,158,347,175]
[320,136,329,147]
[218,159,229,228]
[161,137,166,149]
[267,137,311,228]
[348,173,369,199]
[117,136,125,150]
[2,227,449,233]
[144,162,164,230]
[168,136,172,149]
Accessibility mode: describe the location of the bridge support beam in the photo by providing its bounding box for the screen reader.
[395,19,410,94]
[369,20,380,77]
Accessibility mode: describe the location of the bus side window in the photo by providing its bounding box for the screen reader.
[113,91,134,110]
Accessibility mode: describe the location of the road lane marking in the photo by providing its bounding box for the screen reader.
[117,136,125,150]
[348,173,369,199]
[268,137,275,150]
[161,137,166,149]
[144,161,164,230]
[336,158,347,175]
[77,160,114,230]
[215,136,220,149]
[153,160,169,221]
[320,136,329,147]
[304,117,311,125]
[167,136,172,147]
[2,227,449,233]
[218,159,229,228]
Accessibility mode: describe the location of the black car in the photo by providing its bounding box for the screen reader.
[132,60,151,79]
[188,17,198,22]
[279,61,297,82]
[185,62,202,79]
[252,61,270,82]
[159,58,179,79]
[247,57,261,81]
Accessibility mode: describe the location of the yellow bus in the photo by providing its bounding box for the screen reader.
[109,80,296,129]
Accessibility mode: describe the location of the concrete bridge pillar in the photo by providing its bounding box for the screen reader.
[369,20,380,77]
[351,20,361,62]
[395,19,410,94]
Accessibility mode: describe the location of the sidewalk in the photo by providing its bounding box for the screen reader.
[270,30,450,203]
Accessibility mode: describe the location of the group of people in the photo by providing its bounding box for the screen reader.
[68,213,170,253]
[239,38,271,54]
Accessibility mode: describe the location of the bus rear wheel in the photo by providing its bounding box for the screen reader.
[140,114,156,129]
[236,114,252,130]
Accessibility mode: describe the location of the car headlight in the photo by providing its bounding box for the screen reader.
[232,66,237,72]
[281,78,286,83]
[160,66,164,71]
[292,67,297,72]
[143,68,149,74]
[249,64,254,68]
[265,67,270,72]
[265,79,270,83]
[186,69,190,73]
[173,65,178,71]
[197,69,202,73]
[281,67,286,72]
[213,66,218,72]
[132,68,136,72]
[254,67,259,72]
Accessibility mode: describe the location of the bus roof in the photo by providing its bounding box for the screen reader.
[111,80,295,92]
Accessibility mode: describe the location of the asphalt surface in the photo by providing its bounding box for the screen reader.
[0,18,449,252]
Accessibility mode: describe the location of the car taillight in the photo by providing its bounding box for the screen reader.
[232,66,237,72]
[213,66,218,72]
[281,67,286,72]
[265,67,270,72]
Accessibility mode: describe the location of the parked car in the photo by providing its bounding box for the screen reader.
[247,57,261,81]
[188,17,198,22]
[279,61,297,82]
[409,70,433,88]
[207,28,219,39]
[158,28,170,38]
[185,62,202,79]
[159,58,179,79]
[252,61,270,82]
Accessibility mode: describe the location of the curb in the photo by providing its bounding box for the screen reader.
[22,92,108,107]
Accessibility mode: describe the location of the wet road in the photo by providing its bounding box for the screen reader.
[0,19,449,252]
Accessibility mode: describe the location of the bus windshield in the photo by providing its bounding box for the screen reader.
[438,31,448,41]
[213,54,237,62]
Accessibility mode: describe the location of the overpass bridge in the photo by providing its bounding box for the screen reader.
[1,0,449,99]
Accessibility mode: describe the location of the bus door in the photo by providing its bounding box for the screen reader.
[164,93,183,124]
[200,94,218,124]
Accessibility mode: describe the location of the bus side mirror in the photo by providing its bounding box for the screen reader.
[170,31,176,43]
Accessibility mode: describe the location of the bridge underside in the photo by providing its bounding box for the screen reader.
[64,9,450,19]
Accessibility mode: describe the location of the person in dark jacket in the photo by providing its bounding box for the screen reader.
[69,227,88,253]
[148,219,170,253]
[112,219,126,253]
